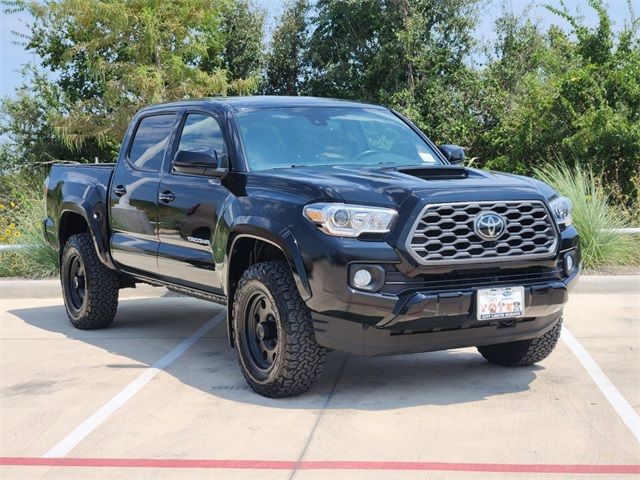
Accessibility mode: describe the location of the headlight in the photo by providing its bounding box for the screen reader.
[549,196,572,226]
[303,203,398,237]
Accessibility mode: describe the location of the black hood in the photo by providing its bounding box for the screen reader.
[251,164,556,208]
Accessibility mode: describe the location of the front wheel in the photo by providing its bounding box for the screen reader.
[232,261,326,398]
[60,233,119,329]
[477,316,563,367]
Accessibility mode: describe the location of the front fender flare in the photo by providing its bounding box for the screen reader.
[224,217,311,301]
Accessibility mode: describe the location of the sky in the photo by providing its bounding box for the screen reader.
[0,0,634,100]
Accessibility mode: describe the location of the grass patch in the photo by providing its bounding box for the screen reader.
[0,173,58,278]
[534,161,639,269]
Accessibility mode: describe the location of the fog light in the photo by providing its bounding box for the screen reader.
[349,264,385,292]
[353,269,373,288]
[564,252,575,275]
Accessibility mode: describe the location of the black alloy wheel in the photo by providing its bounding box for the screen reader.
[60,233,119,330]
[65,253,86,314]
[232,261,326,397]
[244,290,280,374]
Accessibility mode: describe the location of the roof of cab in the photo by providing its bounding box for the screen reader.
[139,95,386,113]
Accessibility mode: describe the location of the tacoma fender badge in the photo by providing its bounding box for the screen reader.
[187,236,210,246]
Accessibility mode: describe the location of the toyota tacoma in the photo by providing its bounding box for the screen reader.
[44,96,580,397]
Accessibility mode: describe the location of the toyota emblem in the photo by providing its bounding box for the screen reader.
[474,212,506,241]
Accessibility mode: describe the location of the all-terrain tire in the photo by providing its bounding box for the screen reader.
[477,316,563,367]
[233,261,326,397]
[60,233,119,329]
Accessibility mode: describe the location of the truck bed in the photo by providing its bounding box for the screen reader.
[44,163,116,253]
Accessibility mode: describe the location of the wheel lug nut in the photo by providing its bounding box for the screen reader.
[256,323,266,340]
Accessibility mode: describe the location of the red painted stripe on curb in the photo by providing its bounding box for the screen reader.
[1,457,639,474]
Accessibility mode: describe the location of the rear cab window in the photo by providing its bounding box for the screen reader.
[128,114,177,172]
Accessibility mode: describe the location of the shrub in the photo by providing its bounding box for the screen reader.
[0,173,58,278]
[534,161,639,269]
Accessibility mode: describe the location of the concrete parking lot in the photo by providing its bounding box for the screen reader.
[1,276,638,479]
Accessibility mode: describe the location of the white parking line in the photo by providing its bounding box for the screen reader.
[43,310,226,458]
[561,326,640,442]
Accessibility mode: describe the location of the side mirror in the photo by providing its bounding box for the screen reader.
[438,144,465,165]
[173,150,221,176]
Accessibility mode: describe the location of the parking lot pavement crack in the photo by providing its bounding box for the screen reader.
[288,353,349,480]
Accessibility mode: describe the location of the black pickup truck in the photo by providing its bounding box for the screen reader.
[44,96,580,397]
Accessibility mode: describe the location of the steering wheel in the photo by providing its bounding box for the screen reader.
[354,149,384,162]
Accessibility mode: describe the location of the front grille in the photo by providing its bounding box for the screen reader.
[406,200,558,265]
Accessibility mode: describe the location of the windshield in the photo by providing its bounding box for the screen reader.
[234,107,442,171]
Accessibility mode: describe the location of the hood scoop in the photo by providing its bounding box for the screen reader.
[396,165,469,180]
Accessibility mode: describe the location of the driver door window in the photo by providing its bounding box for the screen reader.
[175,113,226,165]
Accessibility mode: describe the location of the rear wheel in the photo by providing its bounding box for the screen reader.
[233,261,326,397]
[60,233,119,329]
[477,315,563,367]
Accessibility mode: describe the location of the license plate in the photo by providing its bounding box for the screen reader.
[477,286,525,321]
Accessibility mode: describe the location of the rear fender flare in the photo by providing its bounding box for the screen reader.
[59,199,115,269]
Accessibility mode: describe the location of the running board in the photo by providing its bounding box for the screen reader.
[126,272,227,306]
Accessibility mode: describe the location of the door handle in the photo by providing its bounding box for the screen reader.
[159,191,176,203]
[113,185,127,197]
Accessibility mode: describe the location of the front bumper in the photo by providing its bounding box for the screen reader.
[310,269,578,356]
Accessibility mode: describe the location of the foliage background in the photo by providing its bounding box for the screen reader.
[0,0,638,274]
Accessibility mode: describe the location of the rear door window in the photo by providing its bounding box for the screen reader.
[128,114,176,172]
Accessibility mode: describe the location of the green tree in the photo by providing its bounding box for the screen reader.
[0,70,112,170]
[219,0,265,86]
[305,0,395,101]
[478,0,640,200]
[263,0,310,95]
[388,0,481,145]
[304,0,480,144]
[19,0,263,150]
[473,12,553,173]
